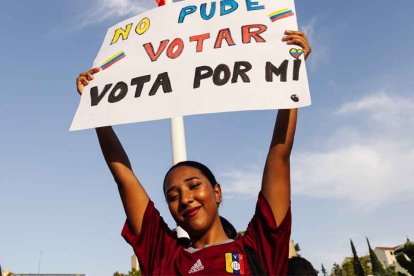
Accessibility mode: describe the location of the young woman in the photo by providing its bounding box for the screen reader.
[76,31,311,275]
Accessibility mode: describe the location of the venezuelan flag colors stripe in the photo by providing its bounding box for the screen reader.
[100,51,126,70]
[225,253,245,274]
[226,253,233,273]
[238,254,245,274]
[232,253,240,275]
[269,8,294,22]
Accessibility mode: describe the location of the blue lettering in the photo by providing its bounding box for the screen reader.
[245,0,264,11]
[178,6,197,23]
[200,2,216,20]
[220,0,238,16]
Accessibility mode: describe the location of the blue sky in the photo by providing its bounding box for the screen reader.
[1,0,414,275]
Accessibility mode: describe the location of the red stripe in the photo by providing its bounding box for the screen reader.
[101,55,126,70]
[271,12,294,22]
[239,254,245,274]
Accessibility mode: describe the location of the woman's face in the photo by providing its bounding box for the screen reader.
[164,166,222,237]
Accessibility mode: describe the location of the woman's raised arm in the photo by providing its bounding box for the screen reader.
[261,31,311,225]
[261,109,297,226]
[76,68,149,235]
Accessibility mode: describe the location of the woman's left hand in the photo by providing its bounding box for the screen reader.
[282,30,312,60]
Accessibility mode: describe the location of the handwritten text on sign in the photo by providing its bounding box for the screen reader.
[70,0,310,131]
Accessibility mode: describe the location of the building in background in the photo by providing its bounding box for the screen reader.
[375,245,409,275]
[131,254,140,272]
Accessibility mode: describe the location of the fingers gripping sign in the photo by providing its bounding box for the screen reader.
[282,30,311,60]
[76,67,101,95]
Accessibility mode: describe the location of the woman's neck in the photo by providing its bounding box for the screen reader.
[190,218,229,249]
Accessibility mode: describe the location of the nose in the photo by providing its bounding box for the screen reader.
[179,189,194,207]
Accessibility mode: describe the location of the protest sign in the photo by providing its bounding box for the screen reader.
[70,0,310,131]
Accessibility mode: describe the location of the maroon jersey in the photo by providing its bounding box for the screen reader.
[122,192,291,275]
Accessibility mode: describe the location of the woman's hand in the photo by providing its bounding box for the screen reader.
[282,30,311,60]
[76,67,100,95]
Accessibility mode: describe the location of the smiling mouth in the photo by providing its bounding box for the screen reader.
[182,206,201,218]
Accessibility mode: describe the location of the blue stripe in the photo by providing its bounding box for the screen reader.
[232,253,240,275]
[101,52,125,68]
[269,10,292,20]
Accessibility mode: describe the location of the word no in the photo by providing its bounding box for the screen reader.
[111,17,150,45]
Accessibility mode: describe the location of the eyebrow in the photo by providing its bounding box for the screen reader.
[184,176,200,182]
[166,177,201,194]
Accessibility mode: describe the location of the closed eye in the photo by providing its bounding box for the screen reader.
[167,194,178,202]
[190,183,201,190]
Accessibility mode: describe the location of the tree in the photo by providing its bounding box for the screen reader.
[321,263,328,276]
[383,265,398,276]
[367,237,385,275]
[332,263,342,276]
[396,239,414,275]
[341,256,371,276]
[342,258,356,276]
[332,262,343,276]
[292,240,301,257]
[113,268,141,276]
[350,239,365,276]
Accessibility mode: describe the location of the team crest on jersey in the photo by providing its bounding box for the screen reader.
[225,252,245,274]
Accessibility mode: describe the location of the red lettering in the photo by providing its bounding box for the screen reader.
[214,28,236,49]
[189,33,210,52]
[166,38,184,59]
[143,40,169,62]
[242,24,267,44]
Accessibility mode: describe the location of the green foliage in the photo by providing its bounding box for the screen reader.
[396,239,414,275]
[341,256,372,276]
[113,268,141,276]
[367,237,386,275]
[331,262,343,276]
[294,241,301,257]
[321,263,328,276]
[350,239,365,276]
[342,258,355,276]
[383,265,398,276]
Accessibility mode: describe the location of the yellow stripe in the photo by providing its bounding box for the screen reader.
[102,51,124,65]
[225,253,233,273]
[268,8,290,17]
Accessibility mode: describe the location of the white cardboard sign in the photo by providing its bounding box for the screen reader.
[70,0,310,131]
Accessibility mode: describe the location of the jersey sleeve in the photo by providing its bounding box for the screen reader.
[242,192,291,275]
[121,200,180,274]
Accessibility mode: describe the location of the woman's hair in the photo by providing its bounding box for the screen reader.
[287,256,317,276]
[220,216,238,239]
[163,161,238,239]
[163,160,217,192]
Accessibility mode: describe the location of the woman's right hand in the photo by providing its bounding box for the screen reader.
[76,67,101,95]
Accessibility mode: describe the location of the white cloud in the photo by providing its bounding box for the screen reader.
[293,142,414,211]
[72,0,155,30]
[220,166,261,199]
[219,92,414,212]
[300,15,331,70]
[336,91,414,127]
[293,92,414,211]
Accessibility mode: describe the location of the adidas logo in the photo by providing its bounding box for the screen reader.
[188,259,205,274]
